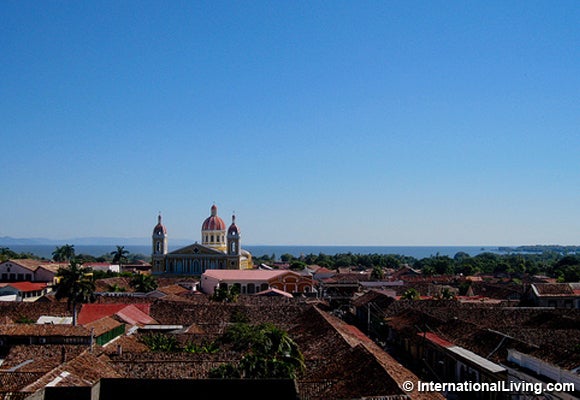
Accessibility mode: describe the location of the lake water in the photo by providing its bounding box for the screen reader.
[5,244,499,260]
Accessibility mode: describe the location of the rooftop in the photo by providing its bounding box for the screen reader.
[202,269,300,281]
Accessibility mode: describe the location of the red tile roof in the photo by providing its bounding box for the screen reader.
[418,332,454,348]
[77,303,152,325]
[0,282,47,292]
[115,304,157,325]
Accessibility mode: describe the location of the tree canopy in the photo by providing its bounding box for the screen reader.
[54,260,95,325]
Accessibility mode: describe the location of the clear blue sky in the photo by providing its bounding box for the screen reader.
[1,1,578,246]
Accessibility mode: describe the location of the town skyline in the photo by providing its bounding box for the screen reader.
[2,2,579,246]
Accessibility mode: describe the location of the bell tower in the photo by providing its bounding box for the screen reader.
[152,213,167,273]
[227,214,240,255]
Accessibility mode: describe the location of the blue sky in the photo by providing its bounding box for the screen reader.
[1,1,579,245]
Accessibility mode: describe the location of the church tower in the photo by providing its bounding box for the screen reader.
[152,213,167,273]
[227,214,240,256]
[201,204,227,252]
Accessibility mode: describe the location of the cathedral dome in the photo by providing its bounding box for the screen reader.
[202,204,226,231]
[153,214,167,236]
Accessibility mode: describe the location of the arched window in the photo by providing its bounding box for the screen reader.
[247,283,255,294]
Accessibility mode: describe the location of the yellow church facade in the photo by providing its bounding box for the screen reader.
[151,204,252,275]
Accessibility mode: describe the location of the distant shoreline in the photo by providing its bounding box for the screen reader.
[3,243,577,261]
[2,244,500,260]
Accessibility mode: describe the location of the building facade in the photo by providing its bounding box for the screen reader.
[151,204,252,275]
[0,260,63,283]
[200,269,313,295]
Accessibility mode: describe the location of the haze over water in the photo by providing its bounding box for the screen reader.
[6,245,499,260]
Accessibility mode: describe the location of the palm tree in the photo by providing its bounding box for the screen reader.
[215,323,305,379]
[110,245,129,270]
[52,244,76,262]
[130,273,158,293]
[54,260,95,325]
[257,324,305,375]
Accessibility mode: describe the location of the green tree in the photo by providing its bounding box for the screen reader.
[52,244,76,262]
[54,260,95,325]
[130,273,158,293]
[0,247,18,262]
[280,253,294,262]
[184,340,219,354]
[211,283,240,302]
[107,283,126,293]
[141,333,178,352]
[212,323,304,379]
[437,287,456,300]
[290,260,307,271]
[110,245,129,269]
[370,266,384,280]
[401,288,420,300]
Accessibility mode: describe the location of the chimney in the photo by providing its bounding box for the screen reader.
[116,344,123,356]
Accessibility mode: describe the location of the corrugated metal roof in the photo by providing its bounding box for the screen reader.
[420,332,505,374]
[447,346,506,374]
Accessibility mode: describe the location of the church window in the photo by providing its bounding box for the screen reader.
[211,235,214,242]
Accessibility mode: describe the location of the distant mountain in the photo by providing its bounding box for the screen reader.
[0,236,193,247]
[0,236,53,245]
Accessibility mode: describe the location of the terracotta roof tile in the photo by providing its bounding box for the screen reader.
[0,324,90,337]
[84,316,124,337]
[21,351,120,391]
[533,283,575,296]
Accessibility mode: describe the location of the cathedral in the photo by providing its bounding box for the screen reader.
[151,204,252,275]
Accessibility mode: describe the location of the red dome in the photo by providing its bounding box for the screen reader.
[153,214,167,235]
[202,204,226,231]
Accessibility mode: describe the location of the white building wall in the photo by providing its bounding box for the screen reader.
[34,267,58,283]
[200,274,221,294]
[0,262,34,281]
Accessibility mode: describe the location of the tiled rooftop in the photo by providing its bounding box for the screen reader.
[0,324,90,337]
